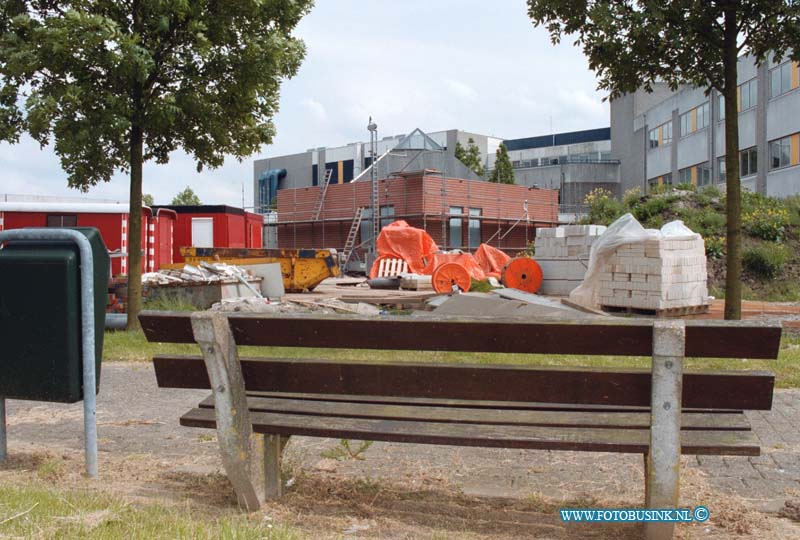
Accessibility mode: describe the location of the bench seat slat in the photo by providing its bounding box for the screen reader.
[239,391,744,414]
[179,407,760,456]
[154,355,775,410]
[197,395,752,431]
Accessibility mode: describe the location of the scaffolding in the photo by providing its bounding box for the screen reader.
[271,174,558,258]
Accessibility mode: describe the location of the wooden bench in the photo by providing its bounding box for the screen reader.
[140,311,781,539]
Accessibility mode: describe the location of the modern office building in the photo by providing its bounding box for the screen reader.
[611,54,800,197]
[505,127,619,207]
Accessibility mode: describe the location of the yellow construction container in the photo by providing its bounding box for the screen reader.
[163,248,339,292]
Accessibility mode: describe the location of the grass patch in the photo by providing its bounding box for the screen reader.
[0,483,299,540]
[103,330,800,389]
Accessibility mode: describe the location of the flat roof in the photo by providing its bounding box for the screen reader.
[152,205,246,216]
[504,127,611,151]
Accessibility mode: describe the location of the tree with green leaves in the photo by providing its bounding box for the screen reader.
[490,143,515,184]
[171,186,201,206]
[527,0,800,320]
[455,137,485,177]
[142,193,154,206]
[0,0,312,329]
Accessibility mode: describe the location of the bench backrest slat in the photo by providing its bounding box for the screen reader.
[153,355,775,410]
[139,311,782,360]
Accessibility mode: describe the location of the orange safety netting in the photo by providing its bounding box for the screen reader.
[369,221,509,282]
[424,252,486,281]
[473,243,511,279]
[369,220,439,277]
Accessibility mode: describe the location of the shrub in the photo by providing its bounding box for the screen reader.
[675,182,695,192]
[631,196,669,224]
[684,207,726,237]
[583,188,624,225]
[705,236,726,259]
[743,243,791,279]
[743,206,790,241]
[622,187,643,209]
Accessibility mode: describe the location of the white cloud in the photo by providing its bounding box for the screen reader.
[444,79,478,102]
[301,98,327,121]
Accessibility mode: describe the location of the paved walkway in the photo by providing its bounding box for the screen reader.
[3,363,799,514]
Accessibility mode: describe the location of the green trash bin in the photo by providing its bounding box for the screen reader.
[0,227,109,403]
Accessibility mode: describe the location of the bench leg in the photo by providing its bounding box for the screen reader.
[263,435,290,499]
[645,320,685,540]
[191,311,266,511]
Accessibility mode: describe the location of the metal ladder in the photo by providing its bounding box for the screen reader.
[312,168,333,220]
[339,207,364,274]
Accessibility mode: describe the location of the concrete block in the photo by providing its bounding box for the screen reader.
[537,259,589,281]
[539,279,583,296]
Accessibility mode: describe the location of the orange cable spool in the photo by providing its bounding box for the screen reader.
[501,257,543,294]
[431,262,471,294]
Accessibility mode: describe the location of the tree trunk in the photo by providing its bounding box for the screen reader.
[723,6,741,320]
[126,123,144,331]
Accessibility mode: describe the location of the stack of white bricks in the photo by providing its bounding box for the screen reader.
[535,225,606,295]
[597,237,708,311]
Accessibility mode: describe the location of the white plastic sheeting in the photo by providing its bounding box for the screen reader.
[569,214,700,308]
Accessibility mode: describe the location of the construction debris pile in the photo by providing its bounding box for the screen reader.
[210,296,381,316]
[570,214,709,313]
[534,225,606,295]
[141,263,255,285]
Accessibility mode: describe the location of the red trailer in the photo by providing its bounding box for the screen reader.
[0,201,157,276]
[151,205,263,263]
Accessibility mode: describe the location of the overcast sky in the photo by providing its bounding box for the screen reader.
[0,0,609,208]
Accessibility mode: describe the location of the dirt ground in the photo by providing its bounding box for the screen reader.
[3,362,800,539]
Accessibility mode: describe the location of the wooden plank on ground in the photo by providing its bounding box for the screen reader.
[138,311,782,359]
[179,407,760,456]
[153,355,775,410]
[197,395,752,431]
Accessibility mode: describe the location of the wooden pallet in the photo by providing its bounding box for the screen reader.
[601,303,710,318]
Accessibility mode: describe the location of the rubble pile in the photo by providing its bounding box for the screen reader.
[210,296,381,316]
[142,263,255,285]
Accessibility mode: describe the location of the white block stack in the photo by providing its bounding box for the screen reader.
[535,225,606,295]
[597,238,708,311]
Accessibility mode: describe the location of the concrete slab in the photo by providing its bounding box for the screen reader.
[428,293,595,319]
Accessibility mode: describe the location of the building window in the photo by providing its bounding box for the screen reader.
[696,163,712,186]
[678,167,692,185]
[740,78,758,111]
[380,205,394,229]
[512,161,521,169]
[697,102,710,130]
[770,136,792,169]
[448,206,462,249]
[359,207,373,245]
[648,128,659,149]
[648,177,659,190]
[740,147,758,177]
[717,157,726,183]
[718,94,725,121]
[468,208,481,249]
[770,61,794,98]
[662,122,672,146]
[680,103,709,136]
[46,215,78,227]
[662,173,673,186]
[680,111,691,137]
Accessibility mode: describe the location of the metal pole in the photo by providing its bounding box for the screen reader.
[0,399,6,461]
[0,228,98,477]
